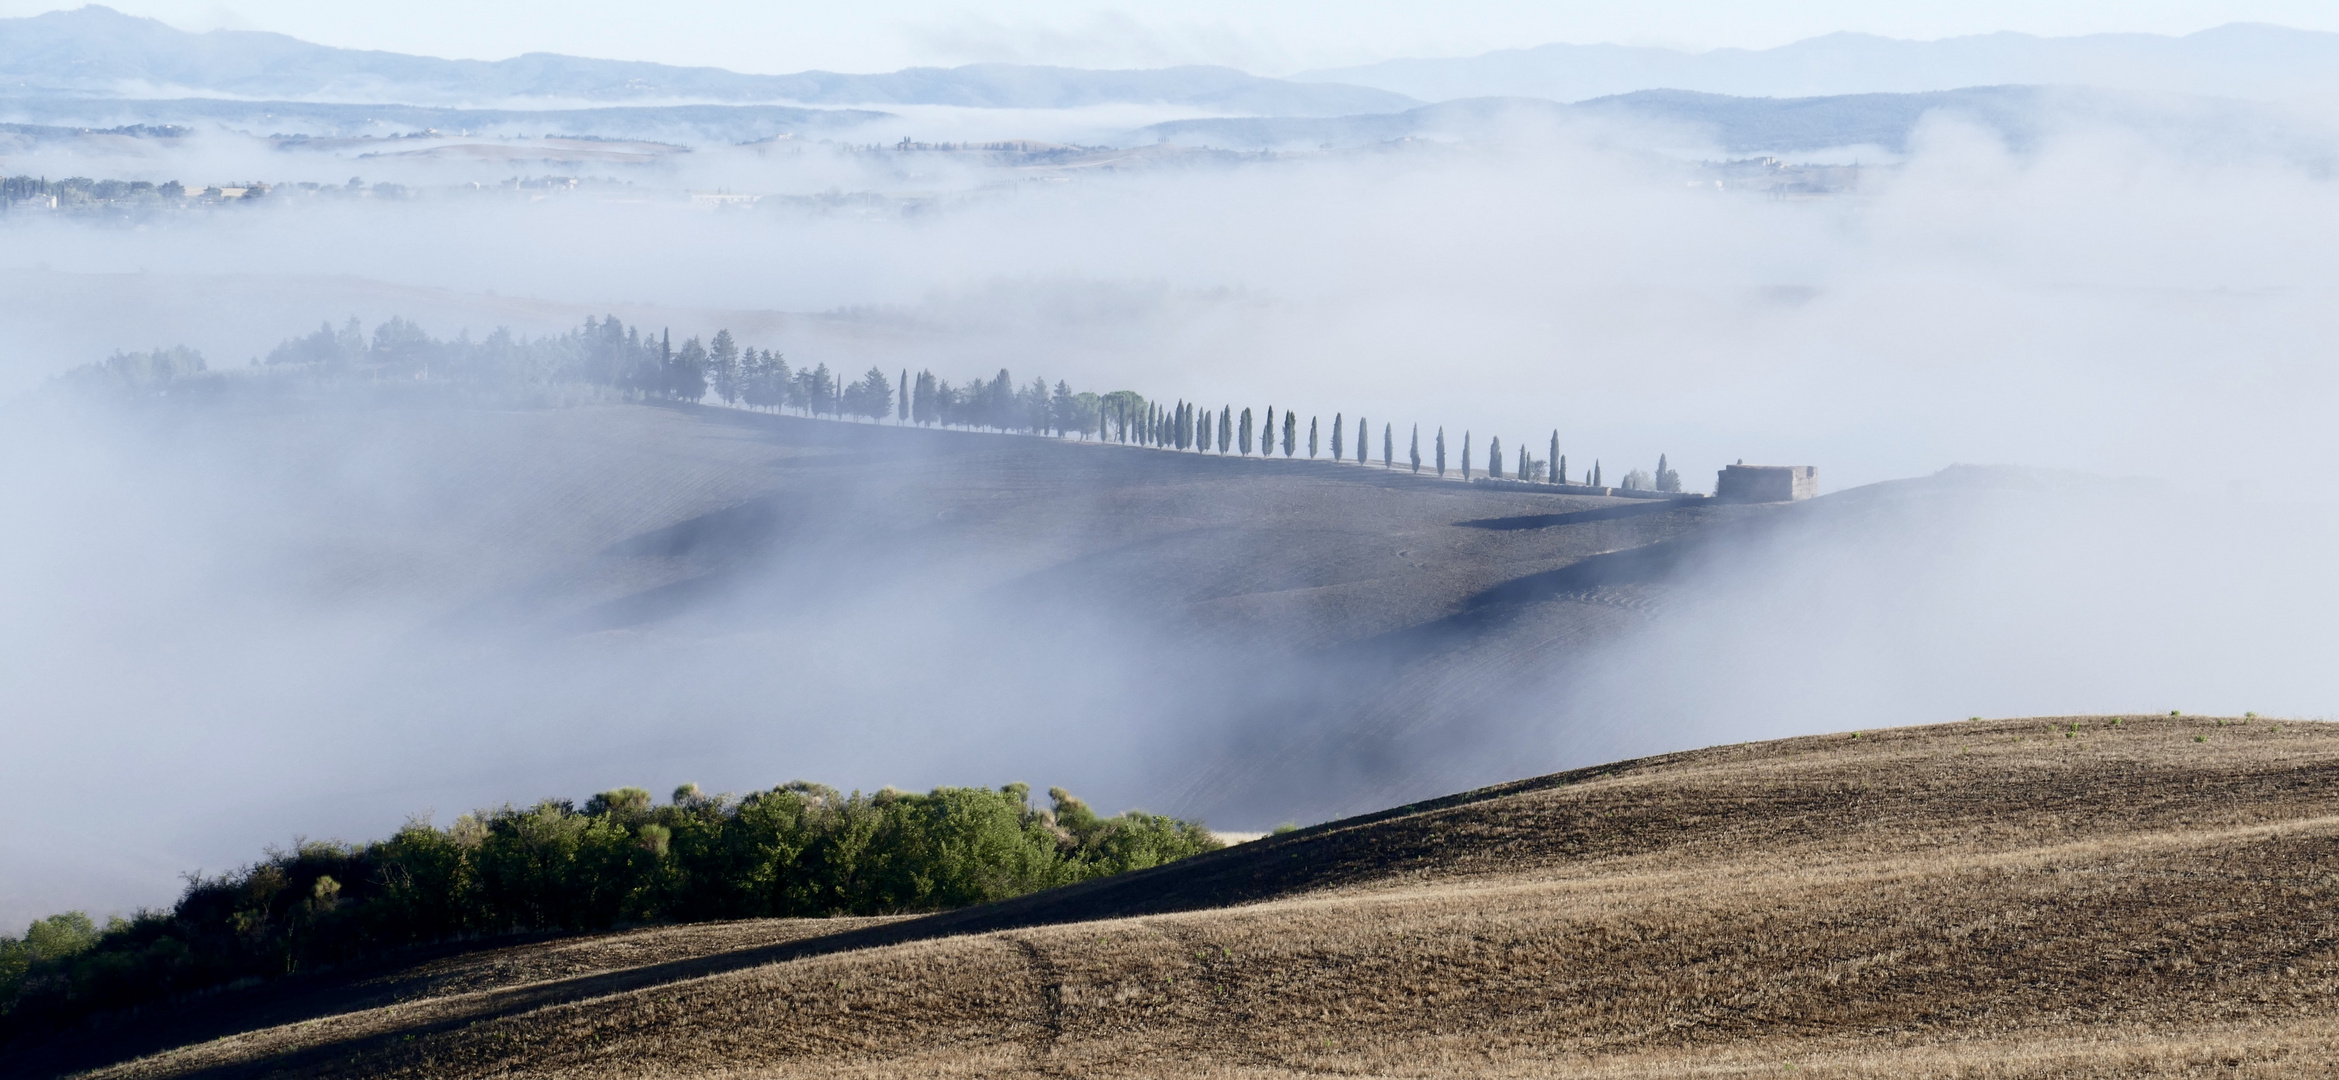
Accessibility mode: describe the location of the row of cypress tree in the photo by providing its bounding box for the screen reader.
[61,314,1688,491]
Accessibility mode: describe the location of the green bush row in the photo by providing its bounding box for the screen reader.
[1,781,1216,1040]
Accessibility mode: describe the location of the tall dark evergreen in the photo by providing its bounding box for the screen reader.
[1308,416,1320,458]
[669,335,709,402]
[708,329,742,404]
[1240,408,1254,455]
[1197,407,1211,452]
[1558,455,1568,484]
[1594,460,1603,486]
[1489,436,1502,479]
[1408,425,1419,472]
[1330,413,1343,461]
[1357,417,1368,463]
[1461,432,1472,479]
[1434,427,1445,476]
[898,369,910,421]
[1219,406,1232,453]
[1549,431,1560,483]
[1263,407,1274,455]
[1385,423,1394,468]
[1282,410,1297,457]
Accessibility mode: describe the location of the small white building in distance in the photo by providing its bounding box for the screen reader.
[1715,464,1817,502]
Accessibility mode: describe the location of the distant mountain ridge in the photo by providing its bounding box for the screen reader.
[1297,24,2339,103]
[0,6,1416,115]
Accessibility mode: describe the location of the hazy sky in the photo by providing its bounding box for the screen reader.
[9,1,2339,74]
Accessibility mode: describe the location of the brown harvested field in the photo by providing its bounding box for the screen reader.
[49,713,2339,1079]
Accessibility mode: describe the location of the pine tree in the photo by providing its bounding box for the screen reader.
[1240,407,1254,455]
[1282,410,1297,457]
[899,369,910,422]
[1263,407,1274,455]
[1489,436,1502,479]
[1051,381,1073,435]
[1219,406,1231,453]
[1309,416,1320,458]
[708,329,742,404]
[1435,428,1445,476]
[1330,413,1343,461]
[1549,431,1560,483]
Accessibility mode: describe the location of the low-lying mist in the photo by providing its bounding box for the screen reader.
[7,105,2339,928]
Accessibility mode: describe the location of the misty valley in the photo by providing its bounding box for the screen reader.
[7,4,2339,1077]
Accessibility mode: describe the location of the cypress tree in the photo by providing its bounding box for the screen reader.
[1220,406,1232,453]
[1490,436,1502,479]
[1462,432,1472,479]
[1198,408,1211,453]
[1263,407,1274,455]
[1357,417,1368,463]
[1594,460,1603,486]
[1384,423,1393,468]
[1559,455,1568,484]
[1434,428,1445,476]
[1309,416,1320,458]
[1408,425,1419,472]
[898,369,909,421]
[1240,407,1253,455]
[1518,445,1532,481]
[1282,410,1296,456]
[1549,431,1560,483]
[1330,413,1343,461]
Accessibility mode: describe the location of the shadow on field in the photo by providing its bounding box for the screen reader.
[13,755,1652,1080]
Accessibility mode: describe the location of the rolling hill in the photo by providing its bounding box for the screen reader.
[19,712,2339,1077]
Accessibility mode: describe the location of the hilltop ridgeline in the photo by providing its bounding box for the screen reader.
[54,313,1688,492]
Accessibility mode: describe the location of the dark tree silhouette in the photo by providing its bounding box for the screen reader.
[1331,412,1343,461]
[1282,410,1296,457]
[1549,431,1560,483]
[1240,407,1254,455]
[1434,427,1445,476]
[1489,436,1502,479]
[899,369,910,422]
[1309,415,1319,458]
[1220,406,1232,453]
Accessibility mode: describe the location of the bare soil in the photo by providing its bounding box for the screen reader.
[48,713,2339,1079]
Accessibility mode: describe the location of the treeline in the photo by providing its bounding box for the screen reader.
[50,313,1694,494]
[0,781,1215,1041]
[1,175,187,206]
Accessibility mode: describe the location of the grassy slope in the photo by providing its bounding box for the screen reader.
[57,713,2339,1079]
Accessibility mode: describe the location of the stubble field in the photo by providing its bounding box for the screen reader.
[42,713,2339,1079]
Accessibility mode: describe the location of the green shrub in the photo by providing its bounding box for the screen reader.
[0,780,1216,1041]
